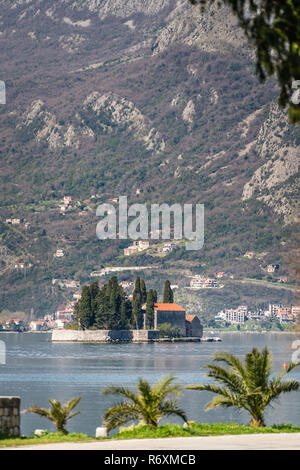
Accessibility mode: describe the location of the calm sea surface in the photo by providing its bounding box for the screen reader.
[0,332,299,436]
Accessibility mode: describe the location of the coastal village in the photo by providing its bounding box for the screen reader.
[3,302,299,333]
[2,263,299,334]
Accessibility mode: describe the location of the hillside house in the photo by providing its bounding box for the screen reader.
[205,278,218,288]
[237,305,248,316]
[14,262,25,269]
[63,196,72,206]
[244,251,255,259]
[276,307,292,319]
[225,308,246,324]
[29,321,46,331]
[247,311,266,320]
[124,245,139,256]
[215,311,226,321]
[154,303,186,336]
[54,249,64,258]
[11,219,21,225]
[124,240,150,256]
[163,242,176,253]
[268,304,283,317]
[64,280,80,289]
[267,264,280,273]
[138,240,150,250]
[292,306,300,317]
[56,301,74,321]
[185,315,203,337]
[216,272,225,278]
[54,319,70,329]
[278,313,295,324]
[56,310,74,321]
[73,291,81,300]
[190,277,218,289]
[190,277,203,289]
[90,271,103,277]
[119,281,134,289]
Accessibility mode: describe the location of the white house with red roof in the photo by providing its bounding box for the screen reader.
[29,321,47,331]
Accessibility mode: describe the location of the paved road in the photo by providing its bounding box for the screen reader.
[4,433,300,450]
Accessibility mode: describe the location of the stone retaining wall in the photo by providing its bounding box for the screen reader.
[52,329,160,342]
[0,397,20,436]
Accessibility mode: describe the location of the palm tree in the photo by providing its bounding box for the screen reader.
[103,376,187,432]
[186,347,300,427]
[25,397,82,434]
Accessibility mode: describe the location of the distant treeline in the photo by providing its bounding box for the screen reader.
[73,277,174,330]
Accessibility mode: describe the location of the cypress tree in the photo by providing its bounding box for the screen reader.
[95,287,110,329]
[120,300,129,330]
[89,281,100,326]
[132,277,142,329]
[140,279,147,304]
[163,280,173,303]
[146,289,155,329]
[78,285,92,329]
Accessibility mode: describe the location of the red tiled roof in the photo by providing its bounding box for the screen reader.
[154,303,185,312]
[186,315,197,322]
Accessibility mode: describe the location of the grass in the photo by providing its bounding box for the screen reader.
[0,432,99,448]
[113,423,300,440]
[1,423,300,447]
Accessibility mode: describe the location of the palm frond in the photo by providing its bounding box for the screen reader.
[245,347,271,390]
[153,376,182,399]
[66,411,82,421]
[285,362,300,374]
[204,394,239,411]
[103,402,140,432]
[25,406,51,419]
[213,351,248,382]
[64,397,82,414]
[206,364,246,394]
[159,399,187,422]
[137,379,153,404]
[102,386,140,405]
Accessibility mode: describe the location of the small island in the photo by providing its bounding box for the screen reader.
[52,277,203,343]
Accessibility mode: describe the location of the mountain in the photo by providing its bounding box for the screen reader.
[0,0,299,322]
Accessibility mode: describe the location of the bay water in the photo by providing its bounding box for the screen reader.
[0,332,299,436]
